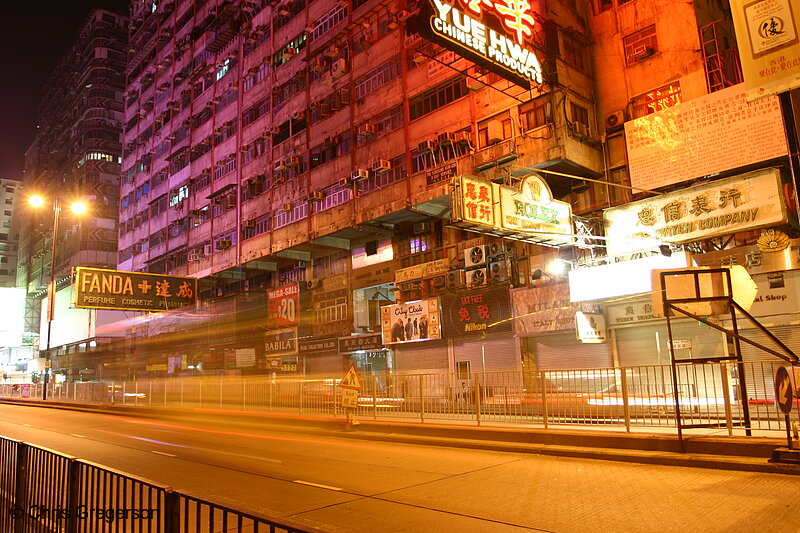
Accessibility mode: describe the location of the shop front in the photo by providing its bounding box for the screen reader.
[300,336,341,375]
[264,328,301,374]
[337,333,392,391]
[511,283,611,371]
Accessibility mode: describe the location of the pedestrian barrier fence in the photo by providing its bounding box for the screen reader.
[0,435,323,533]
[0,361,797,435]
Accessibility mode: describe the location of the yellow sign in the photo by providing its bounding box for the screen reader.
[74,267,197,312]
[340,388,359,409]
[452,174,574,246]
[339,363,364,390]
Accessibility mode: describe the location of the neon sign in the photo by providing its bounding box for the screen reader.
[418,0,543,89]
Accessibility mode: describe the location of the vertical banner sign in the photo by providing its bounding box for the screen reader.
[380,298,442,344]
[268,284,300,327]
[731,0,800,100]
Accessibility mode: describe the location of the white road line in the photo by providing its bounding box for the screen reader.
[71,434,86,438]
[293,480,343,491]
[150,450,177,458]
[22,423,31,427]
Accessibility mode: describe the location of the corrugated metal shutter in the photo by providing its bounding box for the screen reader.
[306,354,346,375]
[451,332,520,372]
[737,325,800,400]
[533,332,611,370]
[614,320,726,368]
[394,340,449,373]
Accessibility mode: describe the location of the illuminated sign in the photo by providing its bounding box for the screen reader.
[415,0,543,89]
[441,286,512,337]
[267,284,300,327]
[264,328,298,356]
[380,298,442,344]
[451,174,574,246]
[74,267,197,312]
[575,312,607,344]
[604,169,788,256]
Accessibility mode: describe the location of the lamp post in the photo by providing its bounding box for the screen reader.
[28,195,86,400]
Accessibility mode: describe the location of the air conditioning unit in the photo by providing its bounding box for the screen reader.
[330,58,348,79]
[446,269,464,289]
[283,202,293,211]
[305,279,322,290]
[218,239,232,249]
[339,177,353,187]
[372,159,392,172]
[396,9,412,21]
[465,268,487,287]
[339,88,350,105]
[286,156,301,167]
[188,250,201,261]
[282,47,297,59]
[174,200,185,210]
[243,219,256,228]
[488,242,503,260]
[311,190,324,200]
[605,109,626,132]
[324,45,340,58]
[486,120,504,145]
[417,139,437,153]
[413,222,430,234]
[273,174,285,184]
[325,135,341,146]
[274,159,287,171]
[488,261,509,282]
[359,123,378,136]
[464,245,489,268]
[293,111,305,120]
[437,132,457,145]
[295,261,306,268]
[202,245,213,256]
[455,131,473,146]
[571,121,590,137]
[352,169,370,181]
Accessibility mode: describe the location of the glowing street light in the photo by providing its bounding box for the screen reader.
[27,195,88,400]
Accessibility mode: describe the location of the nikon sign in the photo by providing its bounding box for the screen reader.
[74,267,197,312]
[415,0,543,89]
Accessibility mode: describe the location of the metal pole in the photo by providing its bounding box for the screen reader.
[42,198,61,401]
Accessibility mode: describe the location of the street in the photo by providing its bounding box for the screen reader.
[1,403,799,532]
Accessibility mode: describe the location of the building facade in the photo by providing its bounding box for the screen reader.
[117,0,799,383]
[0,178,21,288]
[18,9,128,350]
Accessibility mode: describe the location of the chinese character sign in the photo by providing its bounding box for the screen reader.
[380,298,441,344]
[603,169,787,256]
[441,286,512,337]
[459,175,497,226]
[74,267,197,312]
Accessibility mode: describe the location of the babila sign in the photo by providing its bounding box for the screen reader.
[416,0,543,89]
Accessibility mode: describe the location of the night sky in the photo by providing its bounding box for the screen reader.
[0,1,129,182]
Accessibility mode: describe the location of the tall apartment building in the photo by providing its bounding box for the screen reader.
[18,9,128,348]
[119,0,796,380]
[0,178,21,288]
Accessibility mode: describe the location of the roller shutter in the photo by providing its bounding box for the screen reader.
[532,332,612,370]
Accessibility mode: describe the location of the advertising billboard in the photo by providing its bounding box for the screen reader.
[74,267,197,312]
[380,298,442,344]
[267,284,300,327]
[440,286,512,337]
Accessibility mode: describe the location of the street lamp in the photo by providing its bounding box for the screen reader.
[28,195,87,400]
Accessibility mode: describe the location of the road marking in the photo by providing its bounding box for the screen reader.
[150,451,177,458]
[71,434,86,438]
[293,480,342,491]
[22,424,31,427]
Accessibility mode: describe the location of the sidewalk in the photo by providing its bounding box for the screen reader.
[3,397,799,475]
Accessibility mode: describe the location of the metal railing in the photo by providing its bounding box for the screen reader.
[0,361,796,435]
[0,436,322,533]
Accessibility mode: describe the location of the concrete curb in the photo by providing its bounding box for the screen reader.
[2,398,796,474]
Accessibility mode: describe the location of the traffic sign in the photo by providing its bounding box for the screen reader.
[774,366,794,415]
[339,363,364,390]
[340,388,359,409]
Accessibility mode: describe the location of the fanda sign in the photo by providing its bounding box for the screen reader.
[416,0,543,89]
[451,173,574,246]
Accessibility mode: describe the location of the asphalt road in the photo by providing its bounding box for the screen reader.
[1,404,800,532]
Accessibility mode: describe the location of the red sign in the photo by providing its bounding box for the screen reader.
[459,0,536,45]
[267,284,300,327]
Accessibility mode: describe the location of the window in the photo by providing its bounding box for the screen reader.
[409,77,468,120]
[354,58,402,99]
[311,4,348,41]
[570,102,590,127]
[519,96,551,131]
[3,211,10,216]
[624,25,658,65]
[315,295,348,323]
[410,236,428,255]
[478,113,513,148]
[562,36,586,72]
[312,251,348,278]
